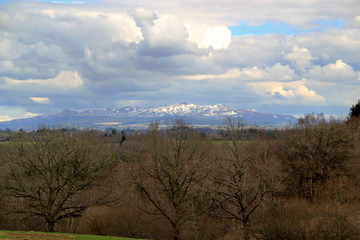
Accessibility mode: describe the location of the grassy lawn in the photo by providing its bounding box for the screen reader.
[0,230,144,240]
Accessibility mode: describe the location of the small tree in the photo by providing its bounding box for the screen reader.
[2,130,118,232]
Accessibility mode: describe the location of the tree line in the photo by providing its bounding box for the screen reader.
[1,104,360,240]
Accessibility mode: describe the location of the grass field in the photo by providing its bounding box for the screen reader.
[0,230,143,240]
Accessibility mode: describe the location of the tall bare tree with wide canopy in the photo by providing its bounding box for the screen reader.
[2,130,118,232]
[127,120,213,240]
[212,118,282,240]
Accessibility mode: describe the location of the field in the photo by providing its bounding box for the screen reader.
[0,230,142,240]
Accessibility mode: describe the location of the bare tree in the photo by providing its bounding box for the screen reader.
[212,117,282,240]
[127,120,213,240]
[2,130,118,232]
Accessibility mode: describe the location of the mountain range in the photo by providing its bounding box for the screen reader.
[0,102,297,130]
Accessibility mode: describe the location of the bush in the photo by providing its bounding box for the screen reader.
[254,199,360,240]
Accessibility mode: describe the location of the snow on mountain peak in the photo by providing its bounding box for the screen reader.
[78,102,257,118]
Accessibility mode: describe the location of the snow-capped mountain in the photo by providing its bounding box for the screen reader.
[81,102,240,118]
[0,102,297,130]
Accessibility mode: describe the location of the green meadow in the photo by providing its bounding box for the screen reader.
[0,230,143,240]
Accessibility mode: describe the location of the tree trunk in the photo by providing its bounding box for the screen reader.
[243,223,250,240]
[47,220,55,232]
[173,225,180,240]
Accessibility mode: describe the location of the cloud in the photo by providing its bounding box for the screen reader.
[247,80,325,104]
[106,0,360,30]
[201,26,232,50]
[285,28,360,68]
[0,106,39,122]
[30,97,51,104]
[180,68,241,80]
[35,6,143,45]
[146,15,188,48]
[180,63,297,81]
[307,59,360,82]
[0,2,143,80]
[244,63,297,81]
[285,46,315,71]
[345,15,360,28]
[132,8,209,59]
[116,99,150,107]
[0,115,15,122]
[133,7,232,52]
[1,0,360,117]
[3,71,83,93]
[134,8,187,48]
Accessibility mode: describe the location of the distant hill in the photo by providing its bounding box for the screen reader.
[0,102,297,130]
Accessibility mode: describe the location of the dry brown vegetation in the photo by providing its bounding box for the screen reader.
[1,115,360,240]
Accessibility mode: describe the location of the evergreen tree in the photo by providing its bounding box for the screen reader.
[349,99,360,119]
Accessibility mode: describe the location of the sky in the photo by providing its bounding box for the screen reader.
[1,0,360,121]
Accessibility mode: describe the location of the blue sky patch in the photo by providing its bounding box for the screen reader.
[0,0,90,5]
[316,19,346,28]
[230,20,346,36]
[229,22,295,35]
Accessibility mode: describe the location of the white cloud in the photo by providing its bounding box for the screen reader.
[180,68,240,80]
[133,8,188,48]
[201,26,232,50]
[304,78,360,107]
[0,115,14,122]
[346,15,360,28]
[133,7,232,51]
[185,24,232,50]
[0,3,143,80]
[285,28,360,66]
[308,59,359,82]
[38,7,143,45]
[148,15,188,48]
[30,97,51,104]
[133,7,157,22]
[180,63,296,81]
[247,79,325,103]
[0,106,39,122]
[0,38,18,60]
[3,71,83,92]
[249,63,297,81]
[285,46,314,71]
